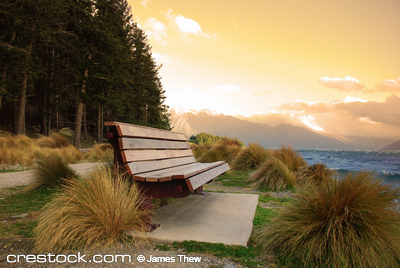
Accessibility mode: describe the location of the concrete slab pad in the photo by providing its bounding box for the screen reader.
[129,192,259,246]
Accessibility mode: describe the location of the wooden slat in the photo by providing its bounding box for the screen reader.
[105,122,189,141]
[135,161,225,182]
[133,162,203,182]
[125,156,196,176]
[122,149,193,163]
[119,137,190,150]
[186,163,230,191]
[171,161,225,180]
[134,161,224,181]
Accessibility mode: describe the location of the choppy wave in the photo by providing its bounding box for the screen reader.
[298,149,400,188]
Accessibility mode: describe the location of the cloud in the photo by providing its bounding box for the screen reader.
[141,0,152,8]
[317,76,365,92]
[152,53,180,64]
[143,18,168,45]
[174,15,202,34]
[165,9,217,40]
[214,84,241,92]
[278,95,400,139]
[376,77,400,93]
[279,100,329,113]
[342,96,368,103]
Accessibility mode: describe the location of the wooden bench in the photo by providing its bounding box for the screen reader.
[105,122,230,223]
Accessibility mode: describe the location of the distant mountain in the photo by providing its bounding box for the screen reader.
[169,108,394,150]
[381,140,400,150]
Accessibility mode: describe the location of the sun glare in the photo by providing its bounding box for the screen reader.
[301,115,325,132]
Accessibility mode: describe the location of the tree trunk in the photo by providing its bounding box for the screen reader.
[74,101,84,147]
[0,30,16,111]
[41,94,48,135]
[74,53,91,147]
[14,96,18,133]
[16,22,34,135]
[47,106,52,136]
[101,104,104,142]
[97,103,101,143]
[83,104,87,141]
[16,73,28,135]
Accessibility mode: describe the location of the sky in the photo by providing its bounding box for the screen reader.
[127,0,400,140]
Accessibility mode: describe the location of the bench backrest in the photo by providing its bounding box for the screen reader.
[105,122,195,178]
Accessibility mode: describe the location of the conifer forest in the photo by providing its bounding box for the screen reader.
[0,0,170,147]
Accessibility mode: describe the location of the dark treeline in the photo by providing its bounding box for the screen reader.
[0,0,170,147]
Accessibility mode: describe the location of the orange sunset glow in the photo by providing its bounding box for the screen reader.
[127,0,400,139]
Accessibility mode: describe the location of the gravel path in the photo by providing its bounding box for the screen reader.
[0,163,107,189]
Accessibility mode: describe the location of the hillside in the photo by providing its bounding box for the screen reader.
[169,108,393,150]
[381,140,400,150]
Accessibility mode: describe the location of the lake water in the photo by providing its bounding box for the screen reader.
[297,149,400,188]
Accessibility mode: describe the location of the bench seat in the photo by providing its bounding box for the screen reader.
[105,122,230,196]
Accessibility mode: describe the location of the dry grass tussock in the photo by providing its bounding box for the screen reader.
[25,155,79,191]
[297,163,336,188]
[33,166,149,252]
[0,132,83,166]
[0,132,121,166]
[37,133,70,149]
[258,171,400,268]
[248,144,306,190]
[249,157,297,190]
[232,142,268,171]
[196,139,242,166]
[83,143,113,163]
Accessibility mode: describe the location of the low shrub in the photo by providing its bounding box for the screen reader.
[273,144,306,172]
[26,155,79,190]
[37,133,70,149]
[232,142,268,171]
[248,157,297,190]
[33,166,149,251]
[197,139,242,166]
[83,143,113,163]
[0,132,83,166]
[297,163,336,187]
[258,171,400,268]
[248,144,306,190]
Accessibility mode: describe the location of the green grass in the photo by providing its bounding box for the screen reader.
[214,170,252,188]
[155,244,171,251]
[0,187,55,215]
[0,187,56,238]
[173,240,264,267]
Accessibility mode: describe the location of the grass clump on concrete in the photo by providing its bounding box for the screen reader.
[232,142,268,171]
[33,166,149,251]
[258,171,400,268]
[26,155,79,191]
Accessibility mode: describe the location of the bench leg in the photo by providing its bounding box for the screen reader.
[141,196,160,232]
[194,185,206,195]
